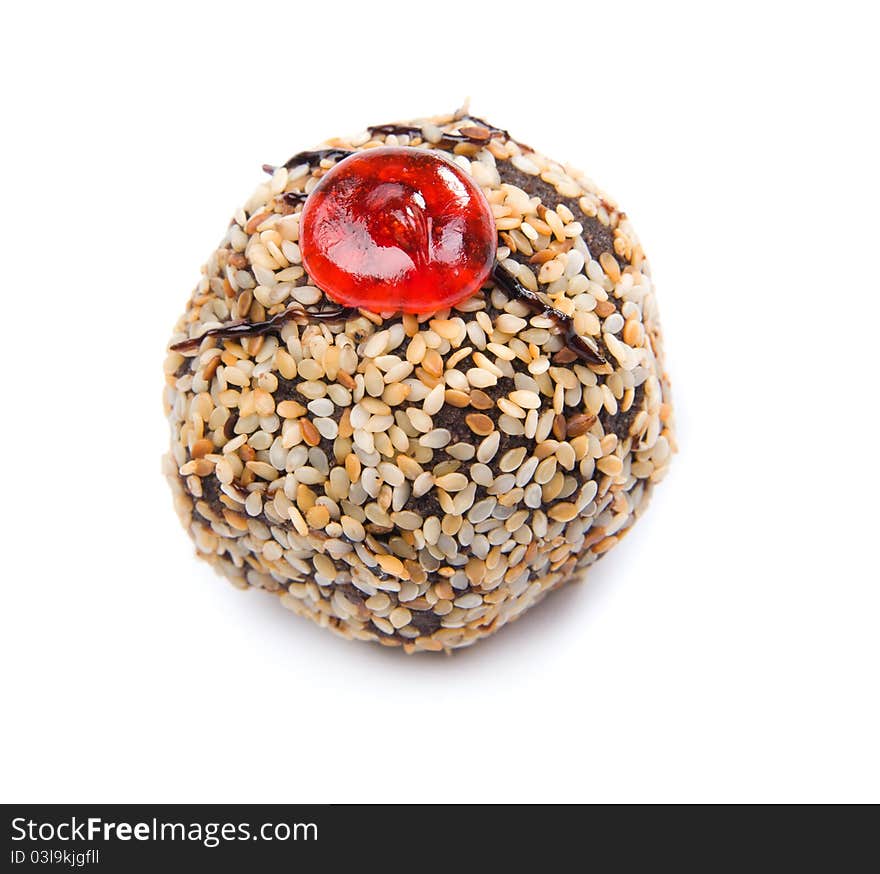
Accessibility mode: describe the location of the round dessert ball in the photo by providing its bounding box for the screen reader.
[163,110,675,652]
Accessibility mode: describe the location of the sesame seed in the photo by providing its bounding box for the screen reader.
[597,455,623,476]
[384,360,414,383]
[314,417,338,439]
[423,383,446,415]
[378,462,405,487]
[341,515,365,542]
[447,443,476,462]
[534,456,558,485]
[508,389,541,410]
[468,497,497,523]
[499,447,528,472]
[496,314,527,334]
[389,606,412,628]
[363,330,389,358]
[434,473,468,492]
[419,428,452,449]
[307,398,334,417]
[454,593,483,609]
[497,397,526,419]
[471,351,503,377]
[405,407,433,433]
[466,368,498,389]
[390,510,422,530]
[498,414,524,436]
[365,593,391,611]
[515,456,540,486]
[412,472,434,497]
[476,430,501,463]
[556,443,576,470]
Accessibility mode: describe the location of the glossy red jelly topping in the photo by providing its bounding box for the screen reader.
[299,147,497,313]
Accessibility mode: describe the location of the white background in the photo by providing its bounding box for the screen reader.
[2,1,877,803]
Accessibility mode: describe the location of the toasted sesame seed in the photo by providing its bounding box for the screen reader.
[306,505,330,529]
[430,318,463,341]
[407,333,427,363]
[466,413,494,436]
[421,348,443,378]
[377,554,409,579]
[445,389,471,408]
[594,298,615,318]
[469,389,494,410]
[599,251,621,283]
[287,505,309,536]
[548,503,579,522]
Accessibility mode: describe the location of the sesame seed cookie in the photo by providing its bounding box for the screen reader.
[163,109,675,652]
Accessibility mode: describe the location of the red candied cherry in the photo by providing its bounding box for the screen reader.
[299,147,497,314]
